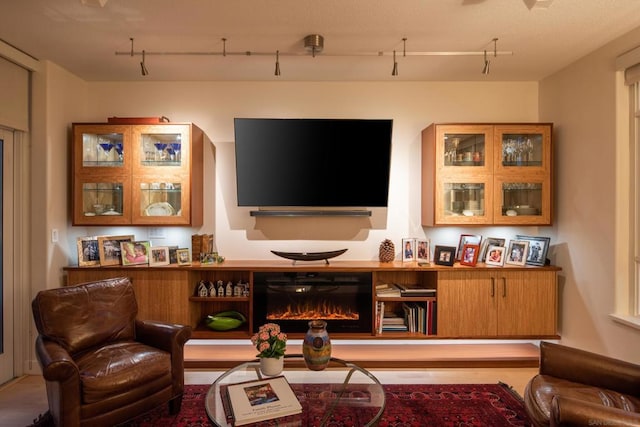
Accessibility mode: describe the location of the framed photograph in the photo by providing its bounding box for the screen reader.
[485,245,506,266]
[434,245,456,266]
[456,234,482,260]
[416,239,430,263]
[402,238,416,262]
[168,246,179,264]
[505,240,530,266]
[76,237,100,267]
[460,244,480,266]
[98,235,134,266]
[176,248,191,265]
[515,235,551,266]
[149,246,170,266]
[478,237,506,262]
[120,241,150,266]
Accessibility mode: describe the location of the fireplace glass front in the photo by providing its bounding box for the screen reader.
[252,271,372,334]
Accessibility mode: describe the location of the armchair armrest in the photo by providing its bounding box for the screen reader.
[135,320,192,353]
[540,342,640,396]
[35,335,79,382]
[551,395,640,427]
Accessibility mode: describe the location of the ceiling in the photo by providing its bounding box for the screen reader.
[2,0,640,82]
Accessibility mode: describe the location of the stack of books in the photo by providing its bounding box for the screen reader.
[395,283,437,297]
[375,283,401,297]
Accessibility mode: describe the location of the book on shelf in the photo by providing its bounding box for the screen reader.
[395,283,437,297]
[223,376,302,426]
[375,283,402,297]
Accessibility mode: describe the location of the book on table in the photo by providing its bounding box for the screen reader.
[223,375,302,426]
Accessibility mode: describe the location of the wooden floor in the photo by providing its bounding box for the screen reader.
[0,343,541,427]
[185,341,541,369]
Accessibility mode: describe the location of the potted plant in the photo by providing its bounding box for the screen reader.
[251,323,287,376]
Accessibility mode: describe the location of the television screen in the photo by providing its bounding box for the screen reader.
[234,118,393,207]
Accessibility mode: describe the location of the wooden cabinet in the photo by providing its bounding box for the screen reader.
[65,261,559,340]
[72,122,203,226]
[421,123,553,226]
[437,269,557,337]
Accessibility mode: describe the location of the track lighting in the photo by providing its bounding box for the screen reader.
[482,38,498,75]
[119,34,511,77]
[140,50,149,76]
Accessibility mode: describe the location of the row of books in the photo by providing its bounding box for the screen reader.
[374,300,437,335]
[375,283,437,297]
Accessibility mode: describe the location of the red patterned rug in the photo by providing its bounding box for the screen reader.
[117,382,531,426]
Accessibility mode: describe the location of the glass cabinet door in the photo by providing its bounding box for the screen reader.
[435,180,493,224]
[132,177,191,225]
[133,124,190,174]
[493,177,551,225]
[74,124,131,174]
[73,177,131,225]
[436,125,493,173]
[494,125,551,173]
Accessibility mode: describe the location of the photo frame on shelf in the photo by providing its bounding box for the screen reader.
[98,235,134,266]
[434,245,456,266]
[120,241,151,266]
[416,239,430,263]
[77,237,100,267]
[515,235,551,266]
[402,238,416,262]
[149,246,170,266]
[456,234,482,260]
[460,244,480,267]
[176,248,191,265]
[505,240,529,266]
[478,237,506,262]
[485,245,506,266]
[168,246,179,264]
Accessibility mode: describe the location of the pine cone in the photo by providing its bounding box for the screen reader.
[379,239,395,262]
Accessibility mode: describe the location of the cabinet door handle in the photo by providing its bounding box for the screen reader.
[491,277,495,297]
[502,277,507,297]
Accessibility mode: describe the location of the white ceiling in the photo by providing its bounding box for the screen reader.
[2,0,640,82]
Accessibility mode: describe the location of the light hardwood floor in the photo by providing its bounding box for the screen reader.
[0,367,538,427]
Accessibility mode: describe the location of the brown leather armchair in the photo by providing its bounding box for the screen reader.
[31,277,192,427]
[524,341,640,426]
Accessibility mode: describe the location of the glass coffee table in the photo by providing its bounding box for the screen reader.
[205,354,386,427]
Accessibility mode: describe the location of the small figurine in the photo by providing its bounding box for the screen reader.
[217,280,224,297]
[226,281,233,296]
[208,281,216,297]
[198,281,208,297]
[234,281,243,297]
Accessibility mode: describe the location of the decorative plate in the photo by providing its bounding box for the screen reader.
[144,202,175,216]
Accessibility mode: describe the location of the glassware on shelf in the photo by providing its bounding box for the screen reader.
[170,142,181,162]
[153,142,168,161]
[114,142,123,161]
[98,139,114,162]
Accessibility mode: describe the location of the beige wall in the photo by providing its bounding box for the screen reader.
[539,26,640,362]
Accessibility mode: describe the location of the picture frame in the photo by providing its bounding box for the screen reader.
[485,245,506,266]
[434,245,456,266]
[97,235,134,266]
[176,248,191,265]
[149,246,170,266]
[459,244,480,267]
[76,237,100,267]
[168,246,179,264]
[478,237,506,262]
[456,234,482,260]
[416,239,430,263]
[402,238,416,262]
[505,240,530,266]
[515,235,551,266]
[120,241,151,266]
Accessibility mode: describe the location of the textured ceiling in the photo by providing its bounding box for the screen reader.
[1,0,640,81]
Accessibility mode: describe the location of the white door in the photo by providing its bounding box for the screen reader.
[0,128,15,384]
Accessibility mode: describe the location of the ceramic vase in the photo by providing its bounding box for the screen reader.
[259,356,284,376]
[302,320,332,371]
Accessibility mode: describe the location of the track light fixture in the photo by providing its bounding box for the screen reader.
[275,50,281,76]
[119,34,511,77]
[140,50,149,76]
[482,38,498,75]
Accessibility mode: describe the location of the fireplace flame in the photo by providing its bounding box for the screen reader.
[267,300,359,320]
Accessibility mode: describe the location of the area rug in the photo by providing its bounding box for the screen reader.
[115,382,531,427]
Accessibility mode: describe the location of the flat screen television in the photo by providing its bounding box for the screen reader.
[234,118,393,208]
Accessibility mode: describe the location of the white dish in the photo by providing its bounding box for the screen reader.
[101,210,121,215]
[144,202,175,216]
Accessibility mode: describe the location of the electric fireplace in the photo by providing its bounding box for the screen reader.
[252,271,372,334]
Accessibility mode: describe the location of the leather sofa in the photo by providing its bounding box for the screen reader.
[31,277,192,427]
[524,341,640,426]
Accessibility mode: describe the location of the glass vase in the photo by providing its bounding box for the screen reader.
[302,320,332,371]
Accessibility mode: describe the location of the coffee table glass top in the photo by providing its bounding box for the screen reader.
[205,354,386,427]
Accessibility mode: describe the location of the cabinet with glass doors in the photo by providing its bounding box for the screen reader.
[421,123,552,226]
[72,122,203,226]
